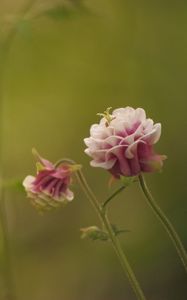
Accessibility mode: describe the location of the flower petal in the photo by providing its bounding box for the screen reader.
[142,123,161,144]
[23,175,35,190]
[90,158,116,169]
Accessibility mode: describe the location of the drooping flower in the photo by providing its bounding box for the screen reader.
[84,107,166,178]
[23,150,78,211]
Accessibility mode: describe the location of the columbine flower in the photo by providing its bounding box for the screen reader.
[84,107,166,178]
[23,150,77,211]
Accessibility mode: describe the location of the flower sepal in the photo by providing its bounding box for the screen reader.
[36,162,45,172]
[120,176,137,187]
[68,163,82,173]
[140,155,167,173]
[30,194,64,213]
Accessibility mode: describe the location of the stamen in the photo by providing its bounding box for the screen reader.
[97,107,116,126]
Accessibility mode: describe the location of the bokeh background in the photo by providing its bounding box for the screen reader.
[0,0,187,299]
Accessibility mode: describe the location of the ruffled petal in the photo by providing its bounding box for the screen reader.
[125,140,145,159]
[90,158,116,169]
[141,123,161,144]
[134,108,146,122]
[84,107,165,177]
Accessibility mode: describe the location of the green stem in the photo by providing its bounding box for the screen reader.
[0,43,15,300]
[102,185,126,210]
[0,196,15,300]
[77,170,146,300]
[0,1,38,299]
[138,173,187,273]
[55,159,146,300]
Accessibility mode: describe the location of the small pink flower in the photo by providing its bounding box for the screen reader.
[84,107,166,178]
[23,150,75,210]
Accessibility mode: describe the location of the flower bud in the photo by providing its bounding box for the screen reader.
[80,226,109,241]
[23,150,78,211]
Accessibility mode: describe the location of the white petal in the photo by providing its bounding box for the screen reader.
[143,118,154,133]
[90,158,116,169]
[91,124,114,139]
[90,124,104,138]
[84,148,93,157]
[23,175,35,190]
[152,123,161,144]
[105,135,123,146]
[113,107,134,118]
[112,119,129,133]
[65,189,74,201]
[84,137,92,147]
[142,123,161,144]
[84,137,101,150]
[134,108,146,122]
[88,149,107,160]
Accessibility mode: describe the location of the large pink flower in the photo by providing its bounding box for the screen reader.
[23,151,74,210]
[84,107,166,178]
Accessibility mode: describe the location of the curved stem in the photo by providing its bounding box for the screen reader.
[102,185,125,210]
[138,173,187,273]
[55,159,146,300]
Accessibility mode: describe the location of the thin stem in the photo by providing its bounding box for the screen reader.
[102,185,126,210]
[0,40,15,300]
[0,196,15,300]
[101,213,146,300]
[0,1,39,299]
[0,31,16,300]
[138,173,187,273]
[77,170,146,300]
[55,159,146,300]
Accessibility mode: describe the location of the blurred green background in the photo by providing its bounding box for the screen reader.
[0,0,187,299]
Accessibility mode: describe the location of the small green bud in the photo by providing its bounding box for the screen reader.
[80,226,109,241]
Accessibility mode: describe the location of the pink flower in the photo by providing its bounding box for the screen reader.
[84,107,166,178]
[23,150,75,210]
